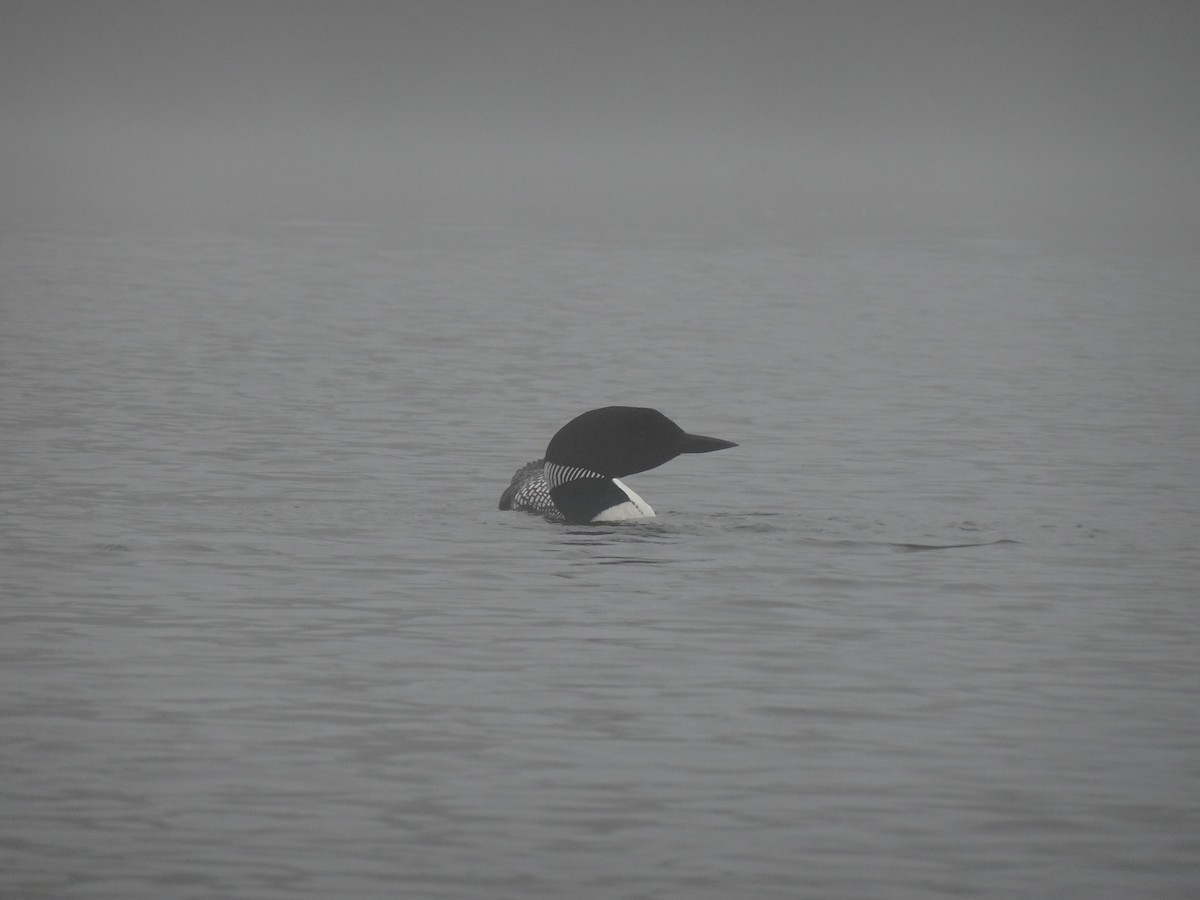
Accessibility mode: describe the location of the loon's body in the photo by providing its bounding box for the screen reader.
[499,407,737,524]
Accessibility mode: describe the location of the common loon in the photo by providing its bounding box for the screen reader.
[499,406,737,524]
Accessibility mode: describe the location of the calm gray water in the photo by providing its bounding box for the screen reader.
[3,223,1198,899]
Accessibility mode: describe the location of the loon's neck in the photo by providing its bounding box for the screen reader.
[545,462,655,523]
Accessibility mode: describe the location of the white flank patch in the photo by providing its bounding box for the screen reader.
[590,478,656,522]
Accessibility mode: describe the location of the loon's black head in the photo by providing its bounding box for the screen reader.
[544,406,737,477]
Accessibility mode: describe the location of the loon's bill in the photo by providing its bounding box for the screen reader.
[499,406,737,524]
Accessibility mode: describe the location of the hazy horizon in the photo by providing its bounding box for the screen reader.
[3,0,1197,242]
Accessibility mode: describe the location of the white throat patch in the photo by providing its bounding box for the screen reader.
[590,478,656,522]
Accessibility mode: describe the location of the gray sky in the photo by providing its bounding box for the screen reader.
[2,0,1197,238]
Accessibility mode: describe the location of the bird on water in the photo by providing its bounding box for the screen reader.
[499,406,737,524]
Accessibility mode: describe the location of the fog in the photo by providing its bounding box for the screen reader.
[3,0,1197,242]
